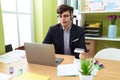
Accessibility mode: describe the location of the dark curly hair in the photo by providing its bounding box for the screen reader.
[57,4,73,15]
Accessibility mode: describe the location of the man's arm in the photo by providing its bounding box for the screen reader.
[43,27,53,44]
[74,28,87,59]
[78,31,87,52]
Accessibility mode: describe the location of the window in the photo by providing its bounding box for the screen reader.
[1,0,34,49]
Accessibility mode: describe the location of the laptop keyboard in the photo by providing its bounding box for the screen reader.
[55,58,64,65]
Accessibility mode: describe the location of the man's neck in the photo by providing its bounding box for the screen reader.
[64,23,72,31]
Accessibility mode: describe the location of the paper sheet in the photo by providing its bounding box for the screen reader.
[57,64,79,76]
[0,72,12,80]
[0,50,26,64]
[57,58,98,76]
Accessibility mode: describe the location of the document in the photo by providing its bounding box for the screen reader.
[57,64,79,76]
[0,50,26,64]
[0,72,12,80]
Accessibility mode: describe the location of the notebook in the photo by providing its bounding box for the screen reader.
[24,43,64,66]
[13,72,50,80]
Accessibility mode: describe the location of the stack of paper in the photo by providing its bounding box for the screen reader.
[13,72,50,80]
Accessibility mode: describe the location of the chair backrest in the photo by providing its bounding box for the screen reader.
[15,45,25,50]
[94,48,120,61]
[5,44,13,53]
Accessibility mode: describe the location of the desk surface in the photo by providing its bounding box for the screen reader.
[0,54,120,80]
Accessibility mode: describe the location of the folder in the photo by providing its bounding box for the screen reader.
[13,72,50,80]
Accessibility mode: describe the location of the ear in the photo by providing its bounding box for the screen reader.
[70,15,73,20]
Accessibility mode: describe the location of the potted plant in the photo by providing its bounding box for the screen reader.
[79,59,94,80]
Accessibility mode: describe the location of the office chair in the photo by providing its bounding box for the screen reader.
[15,45,25,50]
[5,44,13,53]
[94,48,120,61]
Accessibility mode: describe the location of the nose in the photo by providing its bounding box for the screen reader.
[60,18,66,23]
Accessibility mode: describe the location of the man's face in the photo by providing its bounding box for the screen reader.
[58,11,72,27]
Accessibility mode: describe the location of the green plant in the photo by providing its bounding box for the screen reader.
[79,59,93,75]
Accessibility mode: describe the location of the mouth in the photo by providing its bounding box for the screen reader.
[61,22,66,26]
[62,22,67,24]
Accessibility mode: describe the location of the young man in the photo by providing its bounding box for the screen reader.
[43,4,87,59]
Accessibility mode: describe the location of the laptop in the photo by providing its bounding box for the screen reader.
[24,43,64,66]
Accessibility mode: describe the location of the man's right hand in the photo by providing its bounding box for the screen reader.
[79,52,88,60]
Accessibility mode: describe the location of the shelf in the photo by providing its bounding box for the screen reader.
[85,36,120,41]
[81,10,120,14]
